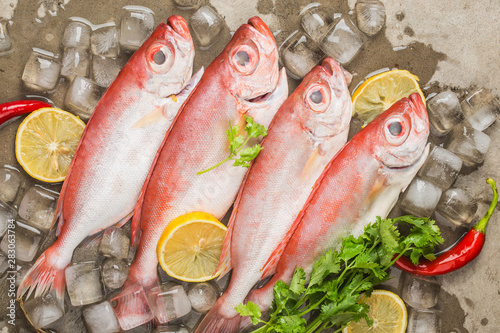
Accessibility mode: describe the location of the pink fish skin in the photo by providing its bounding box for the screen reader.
[195,57,352,333]
[116,16,288,314]
[242,93,430,327]
[17,16,197,304]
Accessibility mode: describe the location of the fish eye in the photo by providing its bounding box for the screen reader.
[235,51,250,66]
[310,90,323,104]
[305,84,330,113]
[147,43,175,73]
[388,121,402,136]
[153,50,166,65]
[384,116,409,146]
[230,43,259,74]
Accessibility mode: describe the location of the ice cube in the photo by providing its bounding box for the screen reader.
[401,272,440,309]
[0,20,12,54]
[155,325,190,333]
[406,308,442,333]
[399,177,442,218]
[190,6,224,49]
[355,0,386,36]
[111,284,154,330]
[18,185,59,231]
[119,6,155,51]
[319,15,365,65]
[173,0,203,9]
[444,122,491,167]
[91,23,120,58]
[417,146,462,190]
[0,201,15,238]
[62,20,91,49]
[187,282,219,313]
[72,237,100,263]
[148,283,192,324]
[99,226,130,259]
[60,48,90,79]
[82,301,121,333]
[435,188,478,227]
[91,55,125,87]
[461,87,500,131]
[0,251,8,276]
[65,75,105,121]
[215,271,230,292]
[0,220,42,262]
[22,48,62,92]
[300,5,334,43]
[65,262,105,306]
[0,165,22,204]
[280,31,324,79]
[102,258,129,290]
[427,91,464,136]
[22,292,65,328]
[16,263,32,286]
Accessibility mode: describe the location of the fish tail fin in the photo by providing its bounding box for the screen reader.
[195,301,241,333]
[17,252,66,304]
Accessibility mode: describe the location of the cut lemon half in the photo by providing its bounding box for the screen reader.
[352,69,425,125]
[343,290,407,333]
[157,212,227,282]
[15,107,85,183]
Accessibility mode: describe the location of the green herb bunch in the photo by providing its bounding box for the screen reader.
[197,116,267,175]
[236,216,444,333]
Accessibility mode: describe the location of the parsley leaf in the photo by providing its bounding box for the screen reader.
[197,116,267,175]
[240,215,443,332]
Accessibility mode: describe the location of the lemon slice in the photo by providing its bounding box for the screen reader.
[15,107,85,183]
[343,290,407,333]
[352,69,425,125]
[157,212,227,282]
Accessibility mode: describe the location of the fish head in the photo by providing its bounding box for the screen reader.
[129,16,194,97]
[216,17,288,125]
[368,93,430,175]
[295,57,352,141]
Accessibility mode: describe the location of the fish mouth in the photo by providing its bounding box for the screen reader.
[387,143,430,172]
[243,68,287,105]
[247,17,274,41]
[167,15,191,41]
[319,57,339,76]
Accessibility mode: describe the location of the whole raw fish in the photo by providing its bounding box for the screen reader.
[243,93,430,324]
[196,57,353,333]
[18,16,199,304]
[116,16,288,321]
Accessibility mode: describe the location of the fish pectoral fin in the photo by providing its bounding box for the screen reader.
[300,146,322,180]
[132,106,165,128]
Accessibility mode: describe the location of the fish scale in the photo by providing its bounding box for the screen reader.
[242,93,430,330]
[17,16,197,305]
[195,57,353,333]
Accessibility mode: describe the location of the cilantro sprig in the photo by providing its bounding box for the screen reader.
[236,215,444,333]
[197,116,267,175]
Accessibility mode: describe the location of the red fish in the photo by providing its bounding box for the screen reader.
[113,17,288,330]
[242,93,430,328]
[18,16,199,305]
[196,57,353,333]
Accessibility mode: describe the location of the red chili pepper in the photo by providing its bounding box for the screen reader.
[395,178,498,276]
[0,100,51,125]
